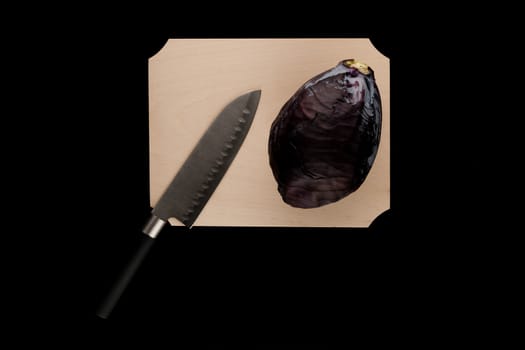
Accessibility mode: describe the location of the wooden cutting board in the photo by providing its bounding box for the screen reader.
[149,39,390,227]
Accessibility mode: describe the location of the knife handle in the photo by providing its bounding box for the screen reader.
[97,215,166,319]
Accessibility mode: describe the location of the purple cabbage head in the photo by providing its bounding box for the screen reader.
[268,59,382,208]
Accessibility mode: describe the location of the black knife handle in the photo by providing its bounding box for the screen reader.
[97,233,156,319]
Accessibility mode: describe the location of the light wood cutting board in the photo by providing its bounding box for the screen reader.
[149,39,390,227]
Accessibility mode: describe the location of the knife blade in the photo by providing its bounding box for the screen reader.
[97,90,261,318]
[149,89,261,230]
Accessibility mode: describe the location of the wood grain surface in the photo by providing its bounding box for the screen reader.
[149,39,389,227]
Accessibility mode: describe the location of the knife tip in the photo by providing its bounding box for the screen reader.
[249,89,262,101]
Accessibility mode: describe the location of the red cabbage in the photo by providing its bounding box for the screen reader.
[268,59,382,208]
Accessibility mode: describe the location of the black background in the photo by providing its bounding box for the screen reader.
[20,12,494,343]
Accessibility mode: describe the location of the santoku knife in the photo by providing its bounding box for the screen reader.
[97,90,261,318]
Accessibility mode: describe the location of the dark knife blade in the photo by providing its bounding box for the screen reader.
[97,90,261,318]
[151,89,261,228]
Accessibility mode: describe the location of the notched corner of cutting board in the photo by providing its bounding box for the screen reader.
[147,37,173,62]
[364,38,391,61]
[368,208,393,229]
